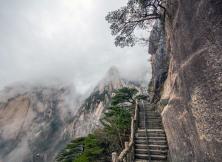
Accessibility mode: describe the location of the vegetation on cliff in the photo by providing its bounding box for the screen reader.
[56,87,140,162]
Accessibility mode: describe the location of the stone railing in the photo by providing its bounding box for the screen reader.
[112,100,139,162]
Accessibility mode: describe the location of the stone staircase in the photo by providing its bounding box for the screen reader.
[134,101,168,162]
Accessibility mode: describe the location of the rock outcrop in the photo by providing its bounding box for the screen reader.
[149,0,222,161]
[148,20,169,103]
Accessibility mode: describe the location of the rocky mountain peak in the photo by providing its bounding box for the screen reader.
[106,66,119,77]
[72,65,143,138]
[96,66,124,93]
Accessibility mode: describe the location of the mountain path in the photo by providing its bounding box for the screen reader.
[134,101,168,162]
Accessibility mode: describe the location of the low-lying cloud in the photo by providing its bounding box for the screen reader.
[0,0,151,94]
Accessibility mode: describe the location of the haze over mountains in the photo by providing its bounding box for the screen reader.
[0,0,150,92]
[0,83,80,162]
[0,66,147,162]
[72,66,145,138]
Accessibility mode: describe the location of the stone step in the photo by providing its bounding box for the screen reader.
[143,110,156,112]
[145,110,158,112]
[141,106,154,108]
[145,113,157,114]
[135,144,168,150]
[146,114,161,116]
[136,139,166,142]
[145,111,160,114]
[139,125,163,128]
[139,127,163,130]
[140,109,155,111]
[139,124,162,127]
[138,125,163,128]
[139,123,163,125]
[136,133,166,138]
[146,116,161,119]
[139,124,163,129]
[140,118,161,121]
[139,112,160,115]
[134,159,167,162]
[135,102,168,161]
[140,120,163,123]
[136,133,166,137]
[139,111,160,114]
[135,149,168,155]
[139,117,162,120]
[147,131,166,135]
[138,129,164,132]
[136,136,166,140]
[145,116,161,119]
[139,116,161,119]
[135,139,167,145]
[143,107,154,109]
[135,154,167,160]
[139,117,161,120]
[144,107,154,109]
[139,122,162,124]
[139,123,163,126]
[141,104,153,106]
[139,121,162,124]
[139,126,163,130]
[146,127,164,130]
[136,131,165,135]
[146,116,161,118]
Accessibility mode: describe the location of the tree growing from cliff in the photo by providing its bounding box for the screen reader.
[106,0,166,47]
[56,134,104,162]
[101,87,147,148]
[100,105,131,148]
[111,87,139,105]
[111,87,147,105]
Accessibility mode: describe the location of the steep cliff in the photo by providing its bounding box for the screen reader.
[0,84,81,162]
[148,19,169,103]
[149,0,222,161]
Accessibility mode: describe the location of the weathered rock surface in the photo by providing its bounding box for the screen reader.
[0,84,81,162]
[148,20,169,103]
[149,0,222,161]
[0,66,145,162]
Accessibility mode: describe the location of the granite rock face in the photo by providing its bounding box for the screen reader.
[154,0,222,161]
[0,84,81,162]
[148,20,169,103]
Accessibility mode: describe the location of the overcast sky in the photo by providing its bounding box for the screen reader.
[0,0,151,94]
